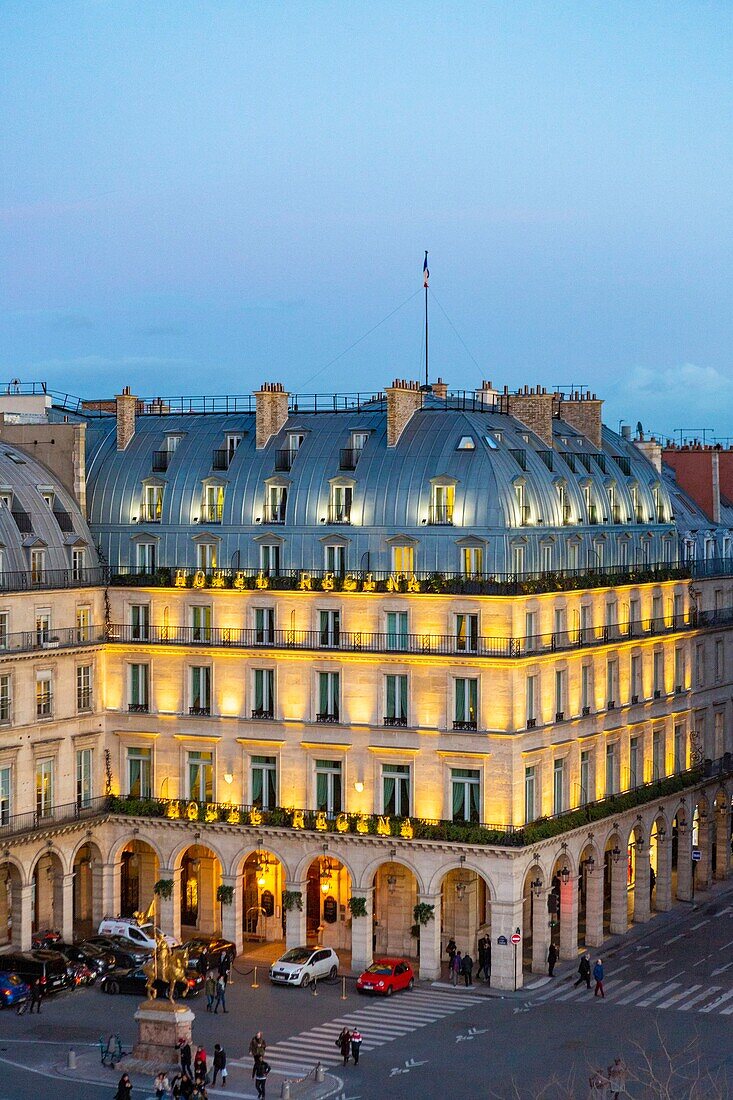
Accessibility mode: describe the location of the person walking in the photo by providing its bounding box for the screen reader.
[548,943,558,977]
[450,950,462,987]
[214,973,228,1014]
[179,1039,194,1080]
[29,977,44,1013]
[593,958,605,998]
[114,1073,133,1100]
[194,1045,208,1082]
[211,1043,227,1087]
[205,969,217,1012]
[477,935,491,981]
[337,1027,351,1066]
[249,1032,267,1061]
[170,1075,182,1099]
[649,866,656,902]
[350,1027,363,1065]
[574,953,591,989]
[607,1056,628,1096]
[154,1071,170,1098]
[446,938,457,968]
[462,951,474,987]
[252,1056,270,1098]
[218,951,231,985]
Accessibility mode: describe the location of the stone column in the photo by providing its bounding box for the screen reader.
[155,868,182,943]
[284,881,308,949]
[655,835,673,912]
[676,825,693,902]
[531,891,551,974]
[715,808,730,880]
[18,884,34,950]
[559,875,578,960]
[697,816,712,891]
[609,850,628,935]
[632,845,651,923]
[584,866,604,948]
[100,861,121,921]
[490,900,524,992]
[350,888,374,975]
[91,861,104,926]
[417,893,442,981]
[61,872,75,943]
[219,875,243,957]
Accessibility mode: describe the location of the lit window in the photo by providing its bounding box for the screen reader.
[76,748,93,808]
[391,545,414,574]
[457,436,475,450]
[126,747,151,798]
[188,750,213,801]
[451,768,480,822]
[461,546,483,576]
[251,755,276,808]
[36,758,54,817]
[382,763,410,816]
[315,759,342,815]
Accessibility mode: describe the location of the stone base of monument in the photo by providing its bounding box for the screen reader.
[125,999,195,1068]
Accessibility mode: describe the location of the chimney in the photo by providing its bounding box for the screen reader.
[255,382,289,450]
[115,386,137,451]
[475,380,500,408]
[634,435,663,474]
[555,390,603,449]
[386,379,423,447]
[432,377,448,400]
[506,385,555,447]
[663,445,720,523]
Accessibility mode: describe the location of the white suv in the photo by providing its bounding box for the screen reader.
[269,946,339,986]
[97,918,179,951]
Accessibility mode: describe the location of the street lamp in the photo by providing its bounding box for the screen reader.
[585,854,595,875]
[530,876,543,898]
[611,844,621,864]
[560,865,571,886]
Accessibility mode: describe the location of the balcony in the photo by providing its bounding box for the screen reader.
[428,505,454,525]
[200,504,223,524]
[11,510,32,534]
[327,505,351,525]
[383,716,408,727]
[316,712,340,724]
[189,705,211,716]
[251,707,274,720]
[509,448,527,471]
[128,702,149,713]
[453,720,477,731]
[339,448,360,470]
[53,509,74,532]
[614,454,632,476]
[274,450,295,472]
[212,449,230,471]
[152,450,171,472]
[263,504,286,525]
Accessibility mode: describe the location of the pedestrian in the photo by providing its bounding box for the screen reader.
[179,1038,194,1080]
[607,1056,628,1096]
[194,1045,208,1082]
[114,1073,133,1100]
[477,935,490,981]
[154,1070,170,1098]
[252,1056,270,1098]
[548,943,558,977]
[593,958,605,998]
[29,976,43,1013]
[450,950,462,987]
[214,973,228,1014]
[462,951,474,987]
[249,1031,267,1061]
[218,951,231,984]
[446,937,457,966]
[211,1043,227,1087]
[192,1077,208,1100]
[574,953,591,990]
[170,1075,182,1099]
[350,1027,363,1065]
[180,1077,194,1100]
[649,866,656,901]
[205,969,217,1012]
[337,1027,351,1066]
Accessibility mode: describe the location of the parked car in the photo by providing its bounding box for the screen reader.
[64,959,95,987]
[31,929,62,949]
[83,935,150,968]
[269,946,339,986]
[97,917,179,951]
[183,937,236,972]
[0,972,30,1009]
[54,942,115,977]
[356,958,415,996]
[100,965,203,999]
[0,951,71,994]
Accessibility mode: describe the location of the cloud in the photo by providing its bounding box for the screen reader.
[606,363,733,439]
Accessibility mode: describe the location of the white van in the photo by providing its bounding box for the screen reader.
[97,917,180,951]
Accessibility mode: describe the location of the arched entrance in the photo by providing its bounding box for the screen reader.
[440,865,491,973]
[306,853,351,950]
[179,844,222,937]
[0,861,23,946]
[72,841,103,939]
[372,860,418,959]
[119,840,160,918]
[241,849,285,944]
[31,851,64,935]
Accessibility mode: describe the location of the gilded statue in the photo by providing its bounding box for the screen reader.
[143,931,192,1002]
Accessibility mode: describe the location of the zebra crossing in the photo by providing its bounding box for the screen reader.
[229,988,479,1078]
[532,974,733,1017]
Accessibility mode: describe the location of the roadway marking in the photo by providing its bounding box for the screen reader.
[677,986,720,1011]
[657,984,702,1009]
[719,939,733,951]
[712,962,733,976]
[691,919,710,930]
[635,982,681,1008]
[611,981,646,1005]
[664,934,685,945]
[700,990,733,1013]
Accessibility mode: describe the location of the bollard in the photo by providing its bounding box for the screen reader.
[315,1062,325,1083]
[311,977,318,996]
[341,976,347,1000]
[251,966,259,990]
[280,1081,291,1099]
[67,1049,77,1070]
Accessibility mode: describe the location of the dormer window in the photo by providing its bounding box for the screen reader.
[202,482,224,524]
[429,481,455,525]
[329,484,353,524]
[557,482,571,525]
[141,483,163,523]
[631,483,643,523]
[608,484,620,524]
[653,484,664,522]
[515,481,529,526]
[341,433,369,470]
[265,484,287,524]
[226,433,242,457]
[288,432,304,455]
[0,491,11,509]
[351,431,369,452]
[213,432,243,471]
[41,491,54,509]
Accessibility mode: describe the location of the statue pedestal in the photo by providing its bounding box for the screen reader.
[131,999,195,1066]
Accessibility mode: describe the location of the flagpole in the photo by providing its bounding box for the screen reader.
[424,250,429,390]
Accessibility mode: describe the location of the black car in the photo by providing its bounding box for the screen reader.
[100,965,203,999]
[82,936,150,968]
[184,937,237,972]
[55,942,115,978]
[0,950,71,994]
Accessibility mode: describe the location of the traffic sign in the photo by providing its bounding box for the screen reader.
[692,849,702,862]
[511,932,522,944]
[497,935,508,946]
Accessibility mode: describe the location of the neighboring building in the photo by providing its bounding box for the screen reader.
[0,379,731,989]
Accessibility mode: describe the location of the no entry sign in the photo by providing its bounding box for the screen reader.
[511,932,521,944]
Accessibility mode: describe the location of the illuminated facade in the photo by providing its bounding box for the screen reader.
[0,381,731,989]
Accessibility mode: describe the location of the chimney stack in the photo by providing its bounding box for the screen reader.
[432,377,448,400]
[663,445,720,523]
[506,385,555,447]
[115,386,137,451]
[555,390,603,449]
[255,382,289,450]
[634,435,663,473]
[386,379,423,447]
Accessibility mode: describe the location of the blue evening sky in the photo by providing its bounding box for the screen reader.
[1,2,731,437]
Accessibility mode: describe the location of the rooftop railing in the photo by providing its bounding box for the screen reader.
[0,566,106,593]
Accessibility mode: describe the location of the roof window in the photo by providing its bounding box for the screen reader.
[457,436,475,451]
[484,435,498,450]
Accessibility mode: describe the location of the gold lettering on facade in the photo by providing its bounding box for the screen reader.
[292,809,305,829]
[356,815,369,834]
[211,571,226,588]
[255,571,269,590]
[192,570,206,589]
[166,800,181,819]
[377,815,391,836]
[362,573,376,592]
[315,811,328,831]
[335,813,349,832]
[321,572,335,591]
[400,819,414,839]
[186,801,199,821]
[343,573,357,592]
[174,570,188,588]
[298,572,313,590]
[233,571,246,590]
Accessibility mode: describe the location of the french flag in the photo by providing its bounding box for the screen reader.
[423,252,429,288]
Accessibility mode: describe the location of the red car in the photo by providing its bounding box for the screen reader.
[356,958,414,996]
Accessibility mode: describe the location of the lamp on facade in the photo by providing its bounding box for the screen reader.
[530,876,543,898]
[611,844,621,864]
[223,772,234,786]
[585,854,595,875]
[354,780,364,793]
[386,874,397,895]
[560,865,571,886]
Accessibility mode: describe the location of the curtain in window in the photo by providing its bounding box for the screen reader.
[316,771,328,811]
[452,780,464,819]
[252,765,263,806]
[469,781,480,822]
[319,674,328,715]
[398,676,407,719]
[386,676,395,716]
[383,776,396,814]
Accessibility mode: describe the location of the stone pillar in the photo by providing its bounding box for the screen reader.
[584,866,605,948]
[417,893,442,981]
[284,881,308,949]
[155,868,182,943]
[697,817,712,891]
[490,900,524,991]
[91,860,104,926]
[350,889,374,975]
[655,835,673,912]
[61,873,75,943]
[715,808,731,880]
[609,851,628,935]
[677,826,693,902]
[101,861,121,920]
[219,874,243,957]
[18,884,33,950]
[531,891,551,974]
[559,876,578,960]
[632,845,651,923]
